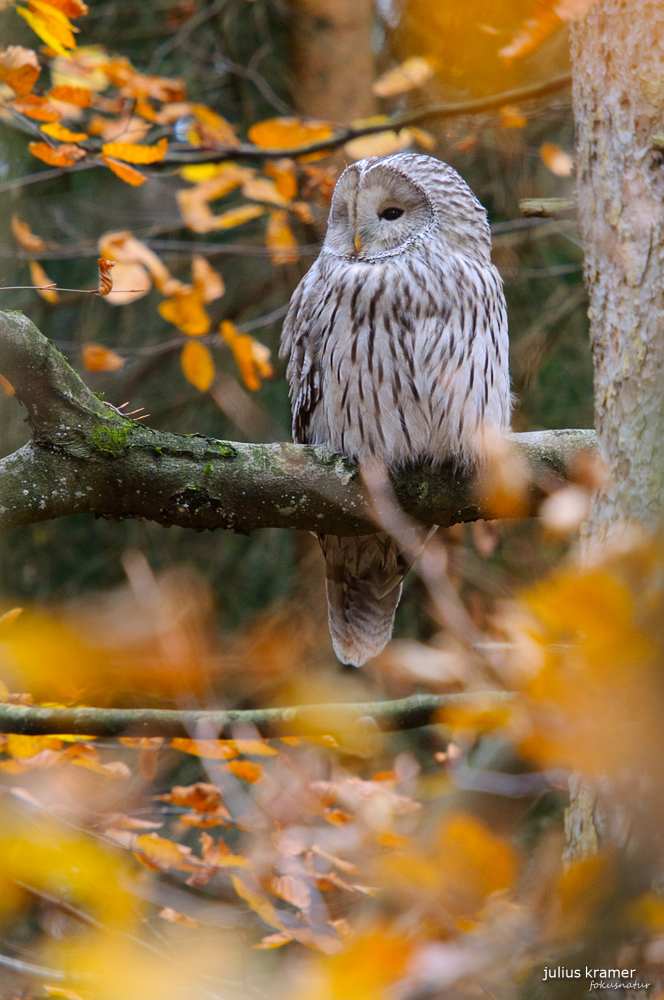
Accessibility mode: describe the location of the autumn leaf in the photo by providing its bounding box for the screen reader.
[266,210,298,266]
[270,874,310,910]
[71,755,131,778]
[540,142,574,176]
[101,136,167,163]
[29,260,58,303]
[0,375,15,397]
[158,782,230,816]
[28,140,85,166]
[15,0,78,56]
[224,759,264,783]
[98,230,170,298]
[264,159,298,201]
[372,56,435,97]
[82,343,125,372]
[242,175,289,207]
[100,155,146,186]
[159,287,210,336]
[48,83,91,106]
[220,320,273,391]
[254,931,294,950]
[171,738,239,759]
[11,213,47,252]
[189,103,239,146]
[6,734,62,758]
[192,255,225,303]
[159,907,198,929]
[248,116,334,150]
[96,256,115,295]
[207,204,265,232]
[12,93,60,121]
[180,340,215,392]
[0,45,41,95]
[231,875,285,930]
[40,121,88,141]
[344,129,414,160]
[43,0,89,16]
[500,105,527,129]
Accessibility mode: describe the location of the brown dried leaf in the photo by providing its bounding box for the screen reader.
[81,343,125,372]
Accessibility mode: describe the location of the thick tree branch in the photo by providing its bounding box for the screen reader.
[0,692,513,738]
[0,310,595,534]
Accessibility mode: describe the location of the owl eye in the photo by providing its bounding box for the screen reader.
[378,207,404,221]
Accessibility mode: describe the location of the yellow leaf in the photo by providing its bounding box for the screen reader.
[231,875,284,930]
[192,255,225,303]
[6,734,62,758]
[159,287,210,336]
[81,343,125,372]
[101,155,147,186]
[16,2,77,56]
[248,116,333,150]
[11,214,46,252]
[40,121,88,141]
[540,142,574,176]
[372,56,435,97]
[179,162,249,184]
[29,260,59,303]
[101,136,167,163]
[344,128,413,160]
[180,341,215,392]
[266,210,298,266]
[0,45,41,95]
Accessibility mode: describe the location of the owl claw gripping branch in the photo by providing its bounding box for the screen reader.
[280,154,510,667]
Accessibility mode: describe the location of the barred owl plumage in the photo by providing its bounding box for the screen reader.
[280,154,510,666]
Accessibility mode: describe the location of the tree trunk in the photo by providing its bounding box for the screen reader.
[566,0,664,862]
[287,0,376,123]
[571,0,664,540]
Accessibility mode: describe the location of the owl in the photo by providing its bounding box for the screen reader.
[280,153,510,667]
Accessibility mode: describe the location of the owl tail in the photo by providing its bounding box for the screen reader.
[321,532,411,668]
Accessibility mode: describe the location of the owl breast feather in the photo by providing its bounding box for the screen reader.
[283,245,510,472]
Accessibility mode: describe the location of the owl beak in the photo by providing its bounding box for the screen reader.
[354,234,363,254]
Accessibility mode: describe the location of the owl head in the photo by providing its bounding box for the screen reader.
[323,153,491,263]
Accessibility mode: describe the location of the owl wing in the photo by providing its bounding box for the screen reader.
[279,262,327,445]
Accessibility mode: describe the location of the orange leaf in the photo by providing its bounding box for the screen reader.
[42,0,89,17]
[499,8,564,64]
[29,260,59,303]
[159,907,198,929]
[540,142,574,176]
[242,175,288,207]
[171,738,239,759]
[12,94,60,121]
[0,375,15,397]
[101,155,147,186]
[96,256,115,295]
[266,210,298,266]
[207,203,265,232]
[189,103,239,146]
[220,320,273,391]
[0,45,41,96]
[264,159,298,201]
[248,117,333,150]
[180,341,215,392]
[41,121,88,141]
[48,83,91,106]
[101,136,167,164]
[28,141,84,166]
[500,105,527,129]
[159,287,210,336]
[324,808,353,826]
[82,343,125,372]
[158,782,229,815]
[11,213,46,252]
[192,255,225,303]
[224,760,263,783]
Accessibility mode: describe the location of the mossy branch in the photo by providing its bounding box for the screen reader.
[0,310,596,534]
[0,692,514,738]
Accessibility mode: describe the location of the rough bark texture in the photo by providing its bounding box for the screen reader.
[0,310,595,535]
[287,0,376,123]
[571,1,664,537]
